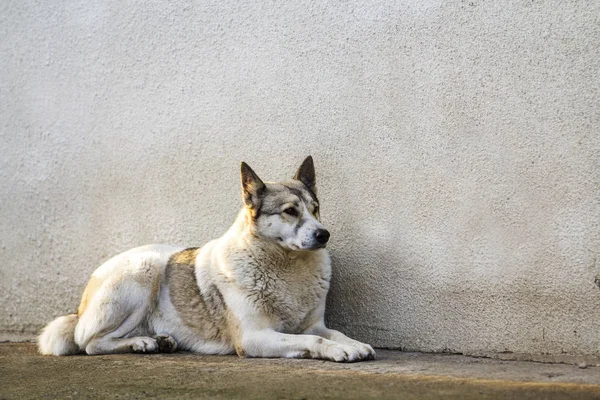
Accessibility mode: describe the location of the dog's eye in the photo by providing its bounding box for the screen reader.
[283,207,298,217]
[313,206,319,215]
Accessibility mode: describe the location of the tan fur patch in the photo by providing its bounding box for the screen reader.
[166,248,231,343]
[150,273,161,303]
[170,248,198,265]
[225,310,245,357]
[77,276,104,316]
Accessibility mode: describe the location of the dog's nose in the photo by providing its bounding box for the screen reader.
[314,229,330,244]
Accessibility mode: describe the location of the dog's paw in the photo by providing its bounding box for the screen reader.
[131,337,159,353]
[350,341,376,361]
[153,335,178,353]
[325,344,363,363]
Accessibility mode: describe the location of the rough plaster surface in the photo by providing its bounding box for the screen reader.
[1,1,599,356]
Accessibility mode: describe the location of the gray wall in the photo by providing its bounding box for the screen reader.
[1,1,599,356]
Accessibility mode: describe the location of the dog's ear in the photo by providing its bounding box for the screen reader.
[241,162,266,209]
[293,156,317,194]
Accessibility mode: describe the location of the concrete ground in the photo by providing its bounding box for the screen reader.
[1,343,599,399]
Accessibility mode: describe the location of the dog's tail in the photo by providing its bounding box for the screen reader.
[38,314,80,356]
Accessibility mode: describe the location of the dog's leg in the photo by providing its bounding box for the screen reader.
[301,304,376,360]
[74,267,163,355]
[85,334,177,355]
[80,305,165,355]
[86,336,159,354]
[239,329,368,362]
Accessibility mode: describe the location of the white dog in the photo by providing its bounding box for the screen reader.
[38,156,375,362]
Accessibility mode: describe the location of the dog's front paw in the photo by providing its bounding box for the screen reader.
[131,337,158,353]
[350,341,376,360]
[325,344,364,363]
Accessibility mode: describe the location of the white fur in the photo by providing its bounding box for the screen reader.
[38,314,79,356]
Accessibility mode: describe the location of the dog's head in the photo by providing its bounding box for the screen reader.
[240,156,329,251]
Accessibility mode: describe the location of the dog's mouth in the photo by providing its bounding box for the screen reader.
[278,240,326,251]
[299,242,327,251]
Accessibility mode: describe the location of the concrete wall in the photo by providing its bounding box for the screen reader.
[1,0,599,356]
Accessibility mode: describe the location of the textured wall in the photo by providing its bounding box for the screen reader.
[1,1,599,356]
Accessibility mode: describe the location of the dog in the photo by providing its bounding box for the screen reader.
[38,156,375,362]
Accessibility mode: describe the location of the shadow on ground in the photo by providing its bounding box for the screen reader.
[1,343,599,399]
